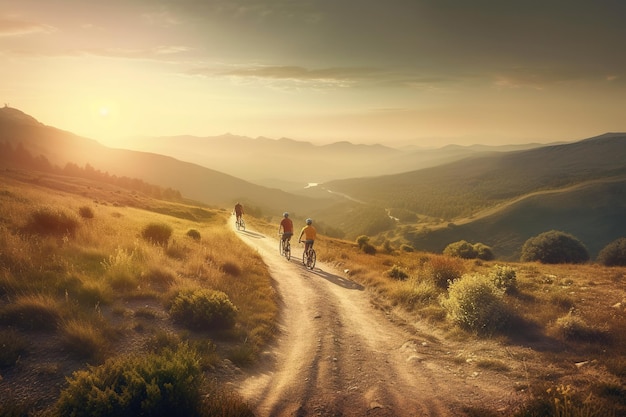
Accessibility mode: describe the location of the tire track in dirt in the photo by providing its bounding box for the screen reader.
[229,220,522,416]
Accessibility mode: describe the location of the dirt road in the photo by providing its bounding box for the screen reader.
[230,221,526,416]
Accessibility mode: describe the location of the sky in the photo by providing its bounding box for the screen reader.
[1,0,625,148]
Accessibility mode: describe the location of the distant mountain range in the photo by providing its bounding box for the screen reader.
[128,134,552,190]
[2,106,625,260]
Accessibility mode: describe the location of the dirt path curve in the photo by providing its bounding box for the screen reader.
[229,220,525,417]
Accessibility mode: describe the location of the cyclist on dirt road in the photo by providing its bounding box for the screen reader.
[279,212,294,244]
[234,202,244,222]
[298,218,316,254]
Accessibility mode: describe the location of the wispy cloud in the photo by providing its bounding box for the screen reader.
[0,17,56,37]
[188,64,459,91]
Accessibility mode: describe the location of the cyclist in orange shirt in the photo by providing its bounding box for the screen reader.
[279,212,294,244]
[298,218,317,253]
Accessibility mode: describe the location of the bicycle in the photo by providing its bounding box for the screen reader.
[300,240,316,270]
[235,215,245,231]
[279,233,291,261]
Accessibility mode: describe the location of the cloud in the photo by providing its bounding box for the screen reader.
[187,64,460,91]
[0,17,56,37]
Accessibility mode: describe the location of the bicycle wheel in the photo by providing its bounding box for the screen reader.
[307,249,316,269]
[285,241,291,261]
[240,218,245,231]
[302,250,307,265]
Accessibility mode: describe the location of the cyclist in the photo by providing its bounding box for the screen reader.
[234,202,244,222]
[298,218,317,254]
[279,212,293,245]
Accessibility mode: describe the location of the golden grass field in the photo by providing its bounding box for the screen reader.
[1,167,625,417]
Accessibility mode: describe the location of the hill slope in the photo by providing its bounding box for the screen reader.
[0,106,334,215]
[325,133,626,221]
[405,177,626,260]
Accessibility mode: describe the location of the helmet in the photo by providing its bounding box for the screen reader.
[306,218,312,225]
[283,212,289,218]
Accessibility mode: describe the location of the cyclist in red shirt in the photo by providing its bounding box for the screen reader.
[279,212,294,244]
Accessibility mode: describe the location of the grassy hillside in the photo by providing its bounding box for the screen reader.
[403,177,626,260]
[2,168,626,416]
[324,133,626,259]
[0,168,275,415]
[325,133,626,221]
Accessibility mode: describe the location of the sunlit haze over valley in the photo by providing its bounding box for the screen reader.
[1,0,625,148]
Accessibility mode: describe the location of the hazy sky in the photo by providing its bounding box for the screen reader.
[1,0,625,147]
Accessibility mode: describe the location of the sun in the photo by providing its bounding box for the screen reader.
[99,107,110,117]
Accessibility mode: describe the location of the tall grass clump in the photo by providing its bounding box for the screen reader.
[169,288,238,330]
[426,255,465,288]
[0,294,61,331]
[516,384,617,417]
[101,246,140,290]
[440,273,509,335]
[60,319,109,361]
[55,345,203,417]
[23,206,79,237]
[553,311,609,342]
[78,205,95,219]
[386,264,409,281]
[141,222,173,246]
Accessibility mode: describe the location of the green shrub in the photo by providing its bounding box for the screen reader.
[474,243,495,261]
[440,273,509,334]
[520,230,589,264]
[0,294,60,331]
[169,289,238,330]
[597,237,626,266]
[489,265,517,293]
[356,235,370,248]
[186,229,201,241]
[427,255,465,288]
[24,207,79,237]
[443,240,477,259]
[78,206,95,219]
[386,265,409,281]
[55,345,203,417]
[444,240,494,260]
[141,222,173,246]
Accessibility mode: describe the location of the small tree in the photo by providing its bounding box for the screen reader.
[520,230,589,264]
[597,237,626,266]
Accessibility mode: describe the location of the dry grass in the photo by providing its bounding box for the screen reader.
[0,170,277,415]
[246,216,626,416]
